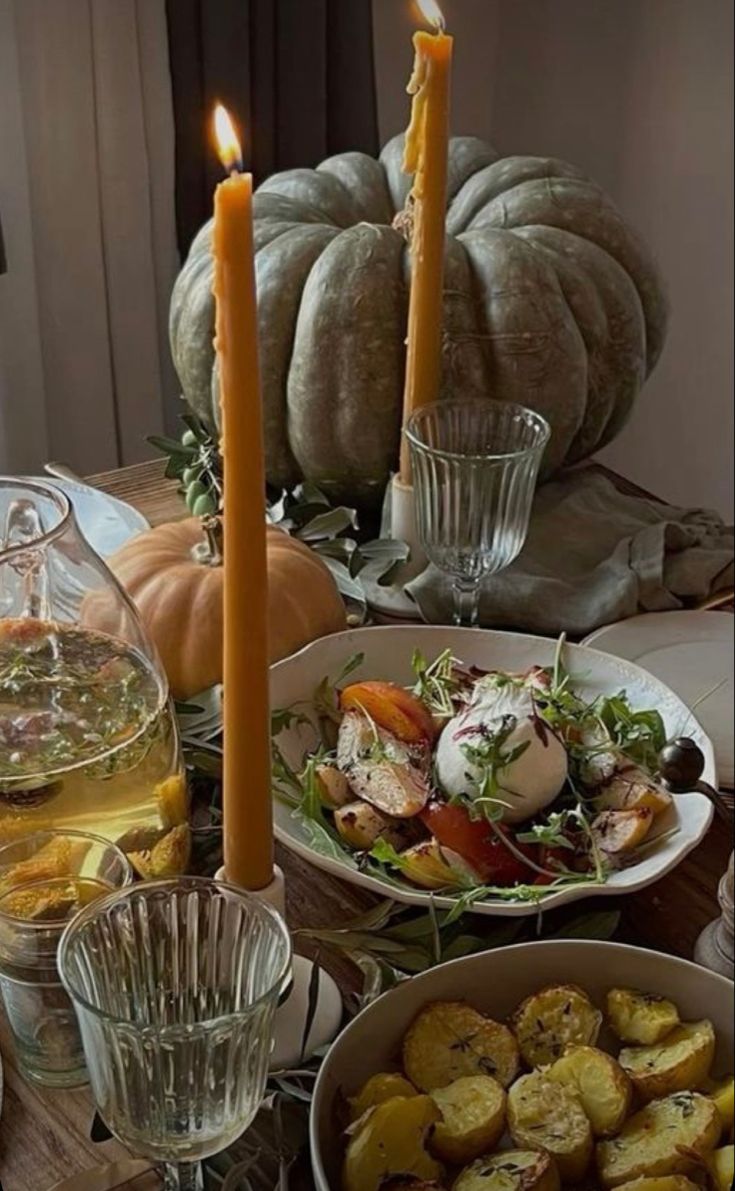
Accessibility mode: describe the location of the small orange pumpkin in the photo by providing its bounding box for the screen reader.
[86,517,346,699]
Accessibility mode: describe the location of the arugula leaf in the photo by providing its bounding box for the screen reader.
[271,706,312,736]
[595,694,666,770]
[289,758,359,868]
[459,722,531,822]
[369,837,410,872]
[312,651,365,748]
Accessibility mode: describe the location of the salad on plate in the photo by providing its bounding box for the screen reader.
[272,640,680,906]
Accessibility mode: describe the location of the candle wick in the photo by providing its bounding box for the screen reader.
[228,166,241,179]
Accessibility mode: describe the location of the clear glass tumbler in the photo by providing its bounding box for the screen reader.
[58,877,292,1191]
[0,828,132,1086]
[405,400,550,626]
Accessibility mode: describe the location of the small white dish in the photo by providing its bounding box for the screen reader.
[310,939,735,1190]
[270,626,715,918]
[27,475,149,558]
[583,612,734,788]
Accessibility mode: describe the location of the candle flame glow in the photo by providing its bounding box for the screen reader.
[214,104,243,173]
[416,0,445,31]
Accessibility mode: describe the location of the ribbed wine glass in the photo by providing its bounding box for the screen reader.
[405,400,550,626]
[58,878,292,1191]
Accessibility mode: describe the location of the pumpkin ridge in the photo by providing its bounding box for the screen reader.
[317,150,394,224]
[257,223,339,486]
[460,227,587,471]
[471,175,664,372]
[517,224,646,457]
[510,224,616,460]
[257,167,357,227]
[171,135,668,503]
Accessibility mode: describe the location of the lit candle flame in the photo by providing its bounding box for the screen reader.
[416,0,445,31]
[214,103,243,173]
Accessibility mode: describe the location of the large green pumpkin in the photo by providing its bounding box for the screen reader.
[170,134,667,507]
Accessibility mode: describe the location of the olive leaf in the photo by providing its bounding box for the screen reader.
[298,899,621,1002]
[150,421,406,621]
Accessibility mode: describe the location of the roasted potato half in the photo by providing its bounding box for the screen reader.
[614,1179,700,1190]
[547,1045,631,1136]
[453,1150,560,1191]
[428,1074,505,1164]
[348,1072,417,1122]
[619,1020,715,1101]
[342,1095,443,1191]
[511,983,603,1066]
[334,802,416,852]
[596,769,672,817]
[316,763,352,808]
[507,1070,593,1182]
[709,1145,735,1191]
[590,808,653,856]
[606,987,680,1045]
[403,1001,520,1091]
[705,1074,735,1140]
[596,1091,721,1186]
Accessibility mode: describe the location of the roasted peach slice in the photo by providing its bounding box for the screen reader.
[340,681,434,744]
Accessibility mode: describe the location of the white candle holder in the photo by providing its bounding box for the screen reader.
[362,474,426,620]
[214,864,343,1068]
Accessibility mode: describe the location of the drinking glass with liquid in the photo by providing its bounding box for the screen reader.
[0,828,132,1085]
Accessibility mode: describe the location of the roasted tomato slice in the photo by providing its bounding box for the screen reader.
[534,844,573,885]
[340,681,435,745]
[419,801,537,885]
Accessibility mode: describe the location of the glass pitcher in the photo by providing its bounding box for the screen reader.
[0,478,187,868]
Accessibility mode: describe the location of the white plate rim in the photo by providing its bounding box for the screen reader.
[271,626,715,919]
[583,610,734,652]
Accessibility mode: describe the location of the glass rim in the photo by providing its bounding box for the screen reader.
[57,875,293,1027]
[403,399,551,463]
[0,477,72,562]
[0,828,134,928]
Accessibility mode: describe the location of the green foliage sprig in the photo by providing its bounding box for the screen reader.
[149,416,407,620]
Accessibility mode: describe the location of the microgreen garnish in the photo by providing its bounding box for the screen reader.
[517,811,577,851]
[411,647,466,717]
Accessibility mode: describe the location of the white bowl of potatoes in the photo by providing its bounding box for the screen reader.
[310,940,734,1191]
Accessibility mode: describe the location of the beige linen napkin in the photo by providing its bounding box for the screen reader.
[406,468,734,635]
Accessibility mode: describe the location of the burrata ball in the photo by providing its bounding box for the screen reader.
[435,677,568,824]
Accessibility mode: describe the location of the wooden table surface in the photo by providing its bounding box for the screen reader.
[0,459,732,1190]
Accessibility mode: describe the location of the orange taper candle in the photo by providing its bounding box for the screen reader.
[212,105,273,890]
[399,0,453,482]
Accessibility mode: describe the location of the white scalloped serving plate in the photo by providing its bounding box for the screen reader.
[271,626,715,917]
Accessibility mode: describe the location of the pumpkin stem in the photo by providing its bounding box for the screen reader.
[192,514,223,567]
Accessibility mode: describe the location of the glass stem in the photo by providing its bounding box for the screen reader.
[452,577,481,626]
[162,1162,204,1191]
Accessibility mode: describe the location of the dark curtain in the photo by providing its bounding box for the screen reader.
[166,0,380,258]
